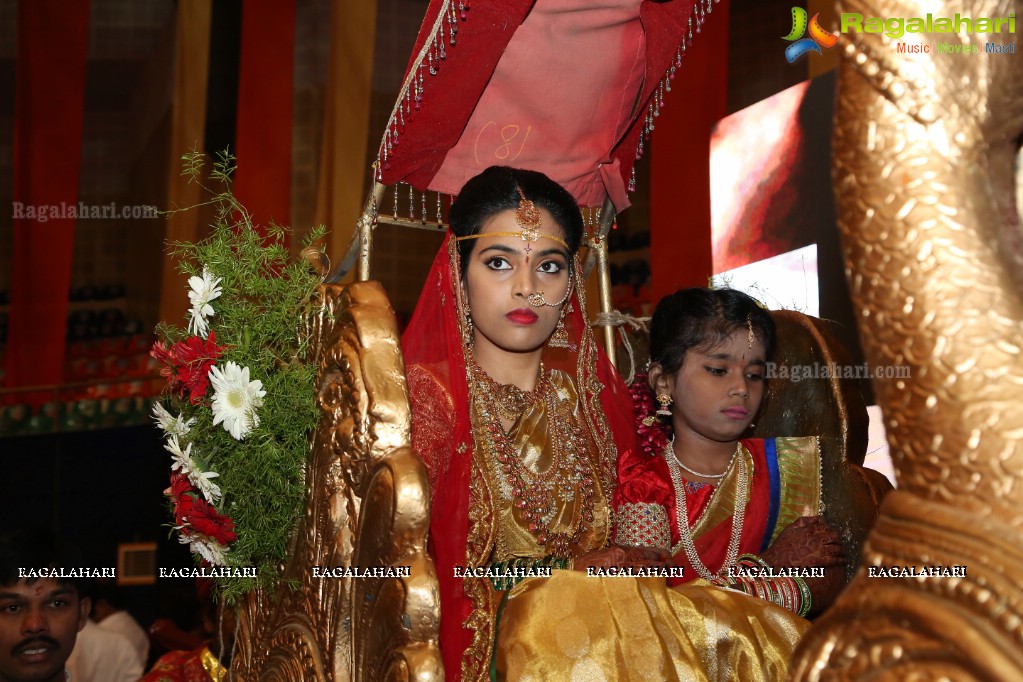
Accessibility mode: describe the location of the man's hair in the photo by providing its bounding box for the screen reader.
[92,578,125,609]
[0,527,87,597]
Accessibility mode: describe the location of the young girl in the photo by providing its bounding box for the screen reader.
[616,287,847,617]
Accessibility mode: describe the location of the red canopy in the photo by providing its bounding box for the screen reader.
[376,0,707,211]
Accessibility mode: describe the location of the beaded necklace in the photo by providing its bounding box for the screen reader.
[467,356,595,556]
[663,439,747,584]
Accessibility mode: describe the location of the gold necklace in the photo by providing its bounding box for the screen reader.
[468,357,549,422]
[663,440,747,584]
[674,445,738,480]
[467,358,595,556]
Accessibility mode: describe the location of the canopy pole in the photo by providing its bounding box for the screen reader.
[356,181,386,281]
[591,196,617,369]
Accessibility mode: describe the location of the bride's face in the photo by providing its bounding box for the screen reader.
[462,208,572,356]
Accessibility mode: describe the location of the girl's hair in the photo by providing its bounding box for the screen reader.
[649,288,776,374]
[448,166,584,275]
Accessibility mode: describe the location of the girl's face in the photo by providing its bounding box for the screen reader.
[652,329,766,443]
[462,208,572,356]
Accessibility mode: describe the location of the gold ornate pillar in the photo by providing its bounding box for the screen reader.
[791,1,1023,678]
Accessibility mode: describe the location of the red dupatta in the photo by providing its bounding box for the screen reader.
[402,232,636,682]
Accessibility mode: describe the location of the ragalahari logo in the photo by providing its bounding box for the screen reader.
[783,7,839,62]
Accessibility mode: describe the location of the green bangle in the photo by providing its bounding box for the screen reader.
[737,553,772,570]
[792,575,813,618]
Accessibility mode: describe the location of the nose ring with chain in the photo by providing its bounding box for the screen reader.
[526,275,573,308]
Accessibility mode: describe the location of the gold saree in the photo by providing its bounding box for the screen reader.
[497,573,810,681]
[489,438,817,680]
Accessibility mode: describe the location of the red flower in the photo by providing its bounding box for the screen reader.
[183,496,237,545]
[165,473,236,545]
[150,341,177,384]
[172,489,195,529]
[166,472,192,501]
[170,489,237,546]
[150,332,225,403]
[172,332,224,404]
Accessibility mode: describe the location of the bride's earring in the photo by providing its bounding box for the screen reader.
[548,303,571,349]
[460,298,475,344]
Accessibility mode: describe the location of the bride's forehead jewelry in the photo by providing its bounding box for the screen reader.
[453,186,570,250]
[514,186,542,241]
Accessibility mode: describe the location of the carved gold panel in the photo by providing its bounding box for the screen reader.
[230,281,442,681]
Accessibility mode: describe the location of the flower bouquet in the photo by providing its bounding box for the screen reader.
[150,151,326,601]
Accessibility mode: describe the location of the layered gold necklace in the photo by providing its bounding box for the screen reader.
[467,356,595,556]
[663,439,747,584]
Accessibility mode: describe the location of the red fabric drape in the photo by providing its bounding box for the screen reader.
[378,0,697,209]
[7,0,91,390]
[233,0,295,240]
[650,0,730,299]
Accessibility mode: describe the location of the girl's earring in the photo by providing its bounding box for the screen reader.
[655,394,673,417]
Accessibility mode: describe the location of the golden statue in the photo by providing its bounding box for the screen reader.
[791,0,1023,678]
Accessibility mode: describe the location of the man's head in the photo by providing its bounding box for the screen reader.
[0,529,89,682]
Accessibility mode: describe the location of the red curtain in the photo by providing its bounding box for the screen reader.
[7,0,92,390]
[650,0,730,300]
[233,0,296,240]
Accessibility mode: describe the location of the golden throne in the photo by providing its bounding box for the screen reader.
[231,280,442,681]
[751,310,893,581]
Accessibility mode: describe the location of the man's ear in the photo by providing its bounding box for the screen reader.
[78,596,91,630]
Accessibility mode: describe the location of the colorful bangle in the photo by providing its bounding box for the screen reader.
[792,575,813,618]
[778,577,795,613]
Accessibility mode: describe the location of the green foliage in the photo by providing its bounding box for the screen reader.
[155,149,326,603]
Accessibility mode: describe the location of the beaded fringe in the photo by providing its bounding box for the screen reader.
[376,1,470,179]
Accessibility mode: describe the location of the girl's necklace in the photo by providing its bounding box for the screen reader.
[662,439,747,584]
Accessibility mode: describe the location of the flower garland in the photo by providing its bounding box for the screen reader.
[629,372,671,458]
[150,151,325,602]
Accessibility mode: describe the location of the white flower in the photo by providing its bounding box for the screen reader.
[189,469,222,504]
[187,267,223,338]
[165,435,222,502]
[151,402,195,439]
[179,532,229,567]
[209,361,266,440]
[165,434,197,474]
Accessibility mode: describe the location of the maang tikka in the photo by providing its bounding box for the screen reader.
[453,185,573,309]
